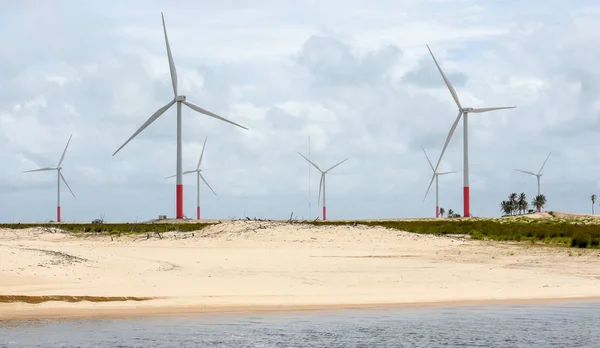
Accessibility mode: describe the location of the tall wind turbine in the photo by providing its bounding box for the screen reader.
[422,146,456,218]
[515,152,551,212]
[165,137,216,220]
[112,13,247,219]
[424,45,516,217]
[298,152,348,221]
[22,134,76,222]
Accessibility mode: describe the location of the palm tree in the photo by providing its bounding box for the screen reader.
[448,209,454,218]
[439,207,445,218]
[509,193,518,215]
[518,192,528,215]
[500,200,512,216]
[531,194,547,212]
[592,194,597,215]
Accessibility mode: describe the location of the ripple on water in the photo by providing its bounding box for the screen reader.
[1,302,600,347]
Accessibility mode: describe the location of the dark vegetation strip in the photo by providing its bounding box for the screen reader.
[0,295,153,304]
[307,220,600,249]
[0,223,214,234]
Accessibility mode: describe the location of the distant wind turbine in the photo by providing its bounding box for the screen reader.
[165,137,216,220]
[299,152,348,221]
[424,45,516,217]
[422,146,456,218]
[515,152,551,212]
[22,134,76,222]
[112,13,247,219]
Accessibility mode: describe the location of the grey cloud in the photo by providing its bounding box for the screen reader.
[296,35,401,85]
[266,107,304,129]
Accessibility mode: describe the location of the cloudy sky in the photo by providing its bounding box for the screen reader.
[1,0,599,222]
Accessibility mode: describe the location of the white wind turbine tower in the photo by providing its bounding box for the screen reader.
[113,13,247,220]
[515,152,551,212]
[22,134,76,222]
[424,45,516,217]
[422,146,456,218]
[299,152,349,221]
[165,137,216,220]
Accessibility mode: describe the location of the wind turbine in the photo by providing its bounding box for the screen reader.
[424,45,516,217]
[298,152,348,221]
[22,134,76,222]
[165,137,216,220]
[112,13,247,220]
[422,146,456,218]
[515,152,551,212]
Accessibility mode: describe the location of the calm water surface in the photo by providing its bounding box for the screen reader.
[2,302,599,347]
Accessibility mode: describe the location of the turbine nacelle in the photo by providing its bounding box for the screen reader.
[176,95,186,102]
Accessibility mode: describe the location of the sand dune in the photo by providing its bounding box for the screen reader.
[1,221,599,319]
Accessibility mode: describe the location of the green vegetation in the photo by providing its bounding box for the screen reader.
[307,218,600,249]
[1,217,599,248]
[0,222,214,234]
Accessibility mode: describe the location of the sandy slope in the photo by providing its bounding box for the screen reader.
[1,221,599,319]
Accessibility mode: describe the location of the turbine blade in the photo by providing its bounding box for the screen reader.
[58,133,73,167]
[22,167,56,173]
[432,110,462,175]
[437,171,457,175]
[421,146,434,172]
[59,172,76,200]
[164,174,176,179]
[424,110,463,201]
[514,169,537,176]
[538,152,551,174]
[325,158,349,172]
[183,170,196,175]
[317,174,324,205]
[199,173,217,197]
[161,12,178,97]
[183,101,248,130]
[470,106,516,113]
[197,136,208,170]
[423,174,436,202]
[426,45,462,109]
[298,152,322,172]
[113,99,176,156]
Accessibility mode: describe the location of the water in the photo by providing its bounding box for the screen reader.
[2,302,599,347]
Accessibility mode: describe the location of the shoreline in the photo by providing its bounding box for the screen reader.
[2,296,600,321]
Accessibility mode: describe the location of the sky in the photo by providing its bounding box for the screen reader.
[1,0,599,222]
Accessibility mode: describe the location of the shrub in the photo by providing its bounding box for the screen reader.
[571,233,591,248]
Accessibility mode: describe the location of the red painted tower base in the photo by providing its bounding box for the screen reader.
[57,206,61,223]
[323,206,327,221]
[537,206,541,213]
[436,206,439,218]
[197,206,200,220]
[463,186,470,217]
[176,184,184,219]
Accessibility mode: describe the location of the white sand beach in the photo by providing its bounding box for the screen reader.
[1,221,599,319]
